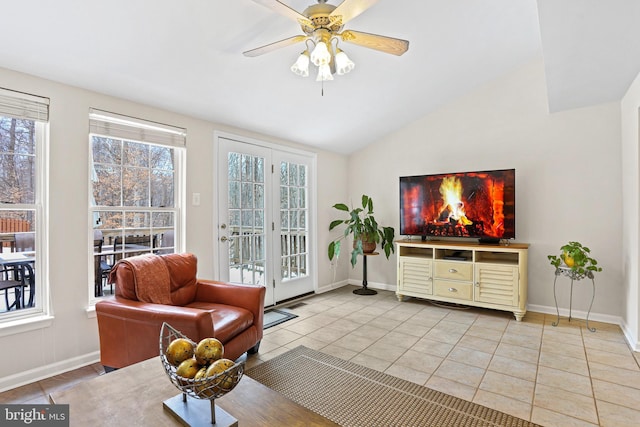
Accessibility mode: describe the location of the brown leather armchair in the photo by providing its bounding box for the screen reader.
[95,253,265,370]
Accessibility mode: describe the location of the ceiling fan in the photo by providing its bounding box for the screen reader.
[243,0,409,81]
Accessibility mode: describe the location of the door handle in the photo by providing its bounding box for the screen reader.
[449,268,457,273]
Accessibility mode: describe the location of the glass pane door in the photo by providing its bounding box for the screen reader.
[220,141,269,289]
[273,152,314,302]
[280,160,308,281]
[217,136,315,306]
[227,151,266,286]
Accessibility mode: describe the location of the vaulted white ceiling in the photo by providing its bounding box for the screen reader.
[538,0,640,112]
[0,1,637,154]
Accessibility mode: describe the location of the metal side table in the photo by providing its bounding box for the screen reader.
[552,266,596,332]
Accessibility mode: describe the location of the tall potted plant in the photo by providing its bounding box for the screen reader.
[328,194,395,268]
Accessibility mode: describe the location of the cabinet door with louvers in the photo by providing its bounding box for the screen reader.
[474,264,519,307]
[398,257,433,297]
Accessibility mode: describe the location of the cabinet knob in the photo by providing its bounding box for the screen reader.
[448,287,457,293]
[449,268,457,273]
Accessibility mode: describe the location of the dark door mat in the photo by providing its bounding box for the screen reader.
[263,309,298,329]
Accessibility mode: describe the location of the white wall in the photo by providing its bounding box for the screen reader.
[318,154,351,291]
[0,66,349,391]
[347,59,624,324]
[621,70,640,350]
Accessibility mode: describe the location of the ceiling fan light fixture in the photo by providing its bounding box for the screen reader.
[246,0,409,87]
[290,51,310,77]
[316,63,334,81]
[334,48,355,75]
[310,41,331,66]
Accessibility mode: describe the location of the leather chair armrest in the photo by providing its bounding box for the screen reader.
[195,280,265,330]
[96,297,215,338]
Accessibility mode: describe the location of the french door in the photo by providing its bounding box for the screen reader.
[216,136,315,307]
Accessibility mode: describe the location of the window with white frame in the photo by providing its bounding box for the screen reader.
[0,88,48,319]
[89,109,185,299]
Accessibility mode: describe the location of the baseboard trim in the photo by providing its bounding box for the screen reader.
[317,279,349,294]
[526,303,622,325]
[619,318,640,352]
[348,279,396,292]
[0,351,100,393]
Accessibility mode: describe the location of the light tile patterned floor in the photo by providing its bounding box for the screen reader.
[2,285,639,427]
[251,286,640,427]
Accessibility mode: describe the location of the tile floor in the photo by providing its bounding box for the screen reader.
[2,285,639,427]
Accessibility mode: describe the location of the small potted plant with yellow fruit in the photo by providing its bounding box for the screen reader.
[547,241,602,279]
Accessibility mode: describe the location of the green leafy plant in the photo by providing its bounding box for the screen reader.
[547,241,602,276]
[328,194,395,268]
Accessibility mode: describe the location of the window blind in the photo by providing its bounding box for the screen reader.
[89,108,186,147]
[0,87,49,122]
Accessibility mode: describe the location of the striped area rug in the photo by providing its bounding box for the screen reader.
[246,346,540,427]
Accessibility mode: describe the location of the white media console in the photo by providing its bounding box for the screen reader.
[396,239,529,321]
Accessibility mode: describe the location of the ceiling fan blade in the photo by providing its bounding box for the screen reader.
[329,0,379,26]
[251,0,312,27]
[243,35,308,57]
[339,30,409,56]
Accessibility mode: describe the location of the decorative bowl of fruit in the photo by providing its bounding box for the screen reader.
[159,322,244,400]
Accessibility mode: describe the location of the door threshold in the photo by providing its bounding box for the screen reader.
[264,291,315,310]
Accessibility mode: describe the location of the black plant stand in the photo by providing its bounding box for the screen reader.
[353,252,378,295]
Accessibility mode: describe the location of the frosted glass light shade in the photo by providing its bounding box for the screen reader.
[316,64,334,81]
[290,52,310,77]
[310,42,331,66]
[335,50,355,75]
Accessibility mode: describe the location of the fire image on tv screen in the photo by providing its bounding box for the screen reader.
[399,169,515,240]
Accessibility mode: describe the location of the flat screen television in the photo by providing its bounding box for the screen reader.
[399,169,515,243]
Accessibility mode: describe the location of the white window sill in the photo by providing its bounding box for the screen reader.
[85,305,96,319]
[0,314,54,338]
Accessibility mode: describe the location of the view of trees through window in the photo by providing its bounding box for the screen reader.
[0,115,39,314]
[0,114,36,251]
[280,160,308,280]
[0,116,36,228]
[92,137,175,209]
[91,135,177,297]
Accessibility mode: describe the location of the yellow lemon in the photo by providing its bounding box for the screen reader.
[562,252,575,268]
